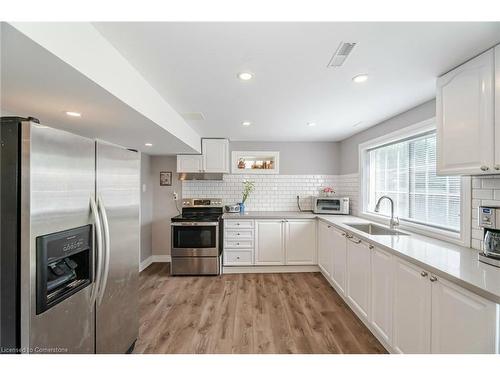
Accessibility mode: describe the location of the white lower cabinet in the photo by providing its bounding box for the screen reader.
[317,221,333,278]
[346,237,371,320]
[370,246,393,346]
[431,276,498,354]
[330,227,347,295]
[285,220,316,265]
[255,220,285,265]
[392,257,431,354]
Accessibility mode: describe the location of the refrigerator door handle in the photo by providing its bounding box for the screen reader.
[97,195,111,305]
[89,196,103,306]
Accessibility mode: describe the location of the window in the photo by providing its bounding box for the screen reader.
[366,131,460,231]
[359,119,471,244]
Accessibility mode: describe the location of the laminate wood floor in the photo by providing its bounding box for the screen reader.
[134,263,386,354]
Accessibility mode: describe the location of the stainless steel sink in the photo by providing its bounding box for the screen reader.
[345,223,409,236]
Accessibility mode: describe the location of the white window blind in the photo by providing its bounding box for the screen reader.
[367,131,461,232]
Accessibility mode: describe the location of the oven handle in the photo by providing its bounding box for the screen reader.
[171,222,219,226]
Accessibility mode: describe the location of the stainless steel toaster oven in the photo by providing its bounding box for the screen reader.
[312,197,350,215]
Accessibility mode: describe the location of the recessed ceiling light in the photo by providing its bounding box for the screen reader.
[237,72,254,81]
[307,122,317,127]
[65,111,81,117]
[242,121,252,127]
[352,74,368,83]
[145,143,153,147]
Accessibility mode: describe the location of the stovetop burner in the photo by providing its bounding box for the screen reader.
[171,214,222,222]
[171,198,224,223]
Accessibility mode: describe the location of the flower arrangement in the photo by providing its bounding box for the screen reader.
[322,186,335,197]
[242,180,255,204]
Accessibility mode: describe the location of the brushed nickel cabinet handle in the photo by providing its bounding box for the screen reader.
[369,245,374,250]
[421,271,428,277]
[495,165,500,171]
[480,165,489,171]
[429,275,438,282]
[341,232,346,237]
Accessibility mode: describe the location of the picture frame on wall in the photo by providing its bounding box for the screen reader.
[160,171,172,186]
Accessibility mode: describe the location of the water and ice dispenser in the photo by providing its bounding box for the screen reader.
[36,225,93,314]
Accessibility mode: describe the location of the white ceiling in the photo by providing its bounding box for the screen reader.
[94,22,500,142]
[1,23,198,155]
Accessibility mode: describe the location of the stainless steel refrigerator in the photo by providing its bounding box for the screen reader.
[0,117,140,354]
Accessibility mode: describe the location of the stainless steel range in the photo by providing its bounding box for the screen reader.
[170,198,223,275]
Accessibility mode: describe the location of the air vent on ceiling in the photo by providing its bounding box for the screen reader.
[181,112,205,121]
[327,42,357,68]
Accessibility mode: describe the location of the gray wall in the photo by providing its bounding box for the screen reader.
[339,99,436,174]
[151,155,182,257]
[230,141,341,175]
[140,154,153,263]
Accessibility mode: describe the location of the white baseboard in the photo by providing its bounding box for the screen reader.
[223,265,320,274]
[139,254,171,272]
[152,255,171,263]
[139,256,153,272]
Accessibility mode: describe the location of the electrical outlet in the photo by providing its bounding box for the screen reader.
[173,192,178,201]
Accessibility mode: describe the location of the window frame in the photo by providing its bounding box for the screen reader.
[358,117,471,247]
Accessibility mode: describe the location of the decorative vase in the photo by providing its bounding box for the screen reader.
[326,191,333,197]
[239,202,245,213]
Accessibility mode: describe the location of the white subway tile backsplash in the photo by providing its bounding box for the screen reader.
[182,173,359,215]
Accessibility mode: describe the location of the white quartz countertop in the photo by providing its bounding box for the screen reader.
[223,211,500,304]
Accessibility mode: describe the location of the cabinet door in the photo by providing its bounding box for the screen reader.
[370,246,393,346]
[436,48,495,175]
[177,154,203,173]
[255,220,285,265]
[330,227,347,295]
[431,276,498,353]
[346,238,371,320]
[495,45,500,168]
[202,138,229,173]
[285,220,316,265]
[317,221,333,278]
[392,258,431,354]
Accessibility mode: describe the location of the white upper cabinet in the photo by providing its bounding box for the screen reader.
[436,48,495,175]
[431,275,498,354]
[202,138,229,173]
[285,220,316,265]
[177,138,229,173]
[317,221,333,278]
[370,246,394,346]
[255,220,285,265]
[330,226,347,295]
[392,258,431,354]
[346,237,371,320]
[176,154,203,173]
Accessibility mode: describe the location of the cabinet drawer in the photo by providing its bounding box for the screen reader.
[225,229,254,239]
[224,250,253,265]
[224,220,254,229]
[224,239,254,249]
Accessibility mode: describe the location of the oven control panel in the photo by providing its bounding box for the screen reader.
[479,206,496,228]
[182,198,223,207]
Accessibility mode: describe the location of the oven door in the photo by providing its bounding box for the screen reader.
[171,222,219,257]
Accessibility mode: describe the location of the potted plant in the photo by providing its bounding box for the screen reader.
[240,180,255,212]
[322,186,335,197]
